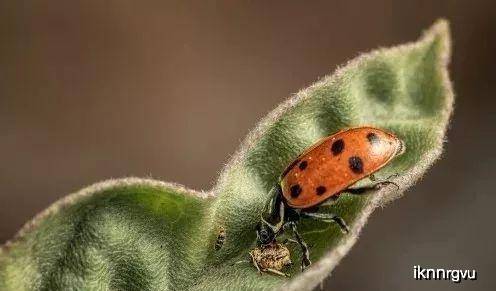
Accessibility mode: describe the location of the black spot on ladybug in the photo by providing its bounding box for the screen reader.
[331,139,345,156]
[366,132,379,144]
[299,160,308,170]
[290,184,302,198]
[316,186,326,195]
[281,159,300,177]
[349,156,364,174]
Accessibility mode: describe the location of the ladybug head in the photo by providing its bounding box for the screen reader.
[256,221,275,245]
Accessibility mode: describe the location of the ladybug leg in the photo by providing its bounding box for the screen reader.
[365,173,400,189]
[287,222,311,271]
[370,172,399,182]
[282,238,299,245]
[300,212,350,234]
[344,180,399,195]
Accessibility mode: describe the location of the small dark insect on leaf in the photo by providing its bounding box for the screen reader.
[215,226,226,251]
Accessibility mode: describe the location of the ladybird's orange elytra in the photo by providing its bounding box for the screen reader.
[280,127,404,208]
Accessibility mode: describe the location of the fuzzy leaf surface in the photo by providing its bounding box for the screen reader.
[0,20,453,291]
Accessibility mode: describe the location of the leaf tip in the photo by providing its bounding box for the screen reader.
[422,18,452,61]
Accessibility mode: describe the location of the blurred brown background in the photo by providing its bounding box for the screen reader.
[0,1,494,290]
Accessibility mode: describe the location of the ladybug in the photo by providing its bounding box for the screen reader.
[256,127,405,270]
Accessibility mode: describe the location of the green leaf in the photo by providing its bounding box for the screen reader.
[0,20,453,291]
